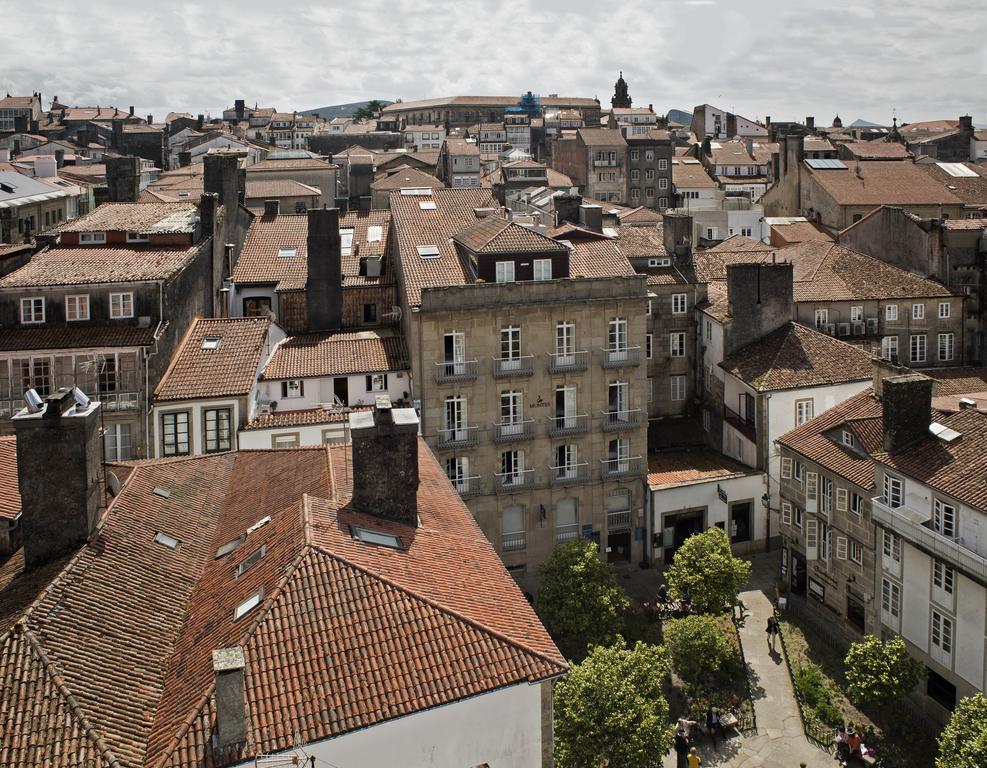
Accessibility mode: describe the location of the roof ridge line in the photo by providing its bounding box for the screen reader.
[305,536,566,674]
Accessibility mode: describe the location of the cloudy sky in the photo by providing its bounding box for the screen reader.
[3,0,985,126]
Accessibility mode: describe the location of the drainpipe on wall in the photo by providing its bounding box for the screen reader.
[763,392,772,552]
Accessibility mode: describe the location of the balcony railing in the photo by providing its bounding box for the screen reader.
[723,405,757,442]
[450,475,484,498]
[547,413,589,437]
[492,418,536,443]
[493,468,535,493]
[548,350,589,373]
[601,409,642,431]
[607,510,631,530]
[435,425,480,449]
[593,158,620,167]
[549,462,589,485]
[556,524,581,543]
[872,496,987,581]
[600,456,644,479]
[600,346,641,368]
[101,392,140,411]
[434,359,479,383]
[502,531,526,552]
[492,355,535,378]
[0,398,15,418]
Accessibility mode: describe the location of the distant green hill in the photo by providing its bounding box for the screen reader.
[300,101,393,120]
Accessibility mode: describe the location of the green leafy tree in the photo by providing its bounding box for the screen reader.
[937,693,987,768]
[352,99,387,120]
[537,539,628,660]
[844,635,922,705]
[555,640,674,768]
[665,527,751,613]
[663,614,733,687]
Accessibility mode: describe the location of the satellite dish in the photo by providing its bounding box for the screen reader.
[72,387,90,409]
[106,472,121,497]
[23,388,43,412]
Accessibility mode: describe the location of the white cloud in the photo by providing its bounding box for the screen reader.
[2,0,984,125]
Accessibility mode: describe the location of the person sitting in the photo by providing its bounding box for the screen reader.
[835,725,850,763]
[846,725,862,762]
[657,582,669,604]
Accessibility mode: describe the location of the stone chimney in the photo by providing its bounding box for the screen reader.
[146,114,153,125]
[725,262,794,355]
[178,151,191,167]
[871,357,910,398]
[959,115,973,132]
[204,153,240,213]
[578,203,603,233]
[805,116,815,132]
[663,210,693,265]
[105,156,141,203]
[197,114,204,131]
[349,396,420,525]
[12,388,102,567]
[553,191,582,227]
[306,207,342,332]
[882,373,933,454]
[235,99,245,122]
[129,105,135,116]
[54,149,65,168]
[263,199,280,217]
[212,647,247,746]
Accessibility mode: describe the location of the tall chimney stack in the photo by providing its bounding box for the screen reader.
[725,262,794,355]
[306,207,342,332]
[105,155,141,203]
[349,396,420,525]
[204,153,240,213]
[882,374,933,454]
[12,387,102,567]
[663,210,694,265]
[212,647,247,747]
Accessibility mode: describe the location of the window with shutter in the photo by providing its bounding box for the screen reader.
[781,501,792,526]
[836,536,848,560]
[836,488,848,512]
[805,471,818,513]
[781,457,792,479]
[805,518,818,560]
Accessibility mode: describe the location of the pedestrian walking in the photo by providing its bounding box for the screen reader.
[766,614,780,651]
[706,705,722,749]
[687,746,702,768]
[674,727,690,768]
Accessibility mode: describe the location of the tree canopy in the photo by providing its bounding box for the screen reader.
[536,539,628,661]
[844,635,922,705]
[663,614,733,687]
[937,693,987,768]
[665,527,751,613]
[555,640,673,768]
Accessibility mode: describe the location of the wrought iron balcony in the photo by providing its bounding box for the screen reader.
[435,425,480,449]
[549,462,589,485]
[607,509,632,530]
[450,475,484,498]
[492,418,536,443]
[493,468,535,493]
[600,346,641,368]
[600,456,644,479]
[601,409,642,431]
[548,350,589,373]
[556,524,581,543]
[492,355,535,378]
[434,359,479,383]
[547,413,589,437]
[501,531,526,552]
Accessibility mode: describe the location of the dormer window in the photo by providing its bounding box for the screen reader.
[842,430,854,447]
[495,261,515,283]
[79,231,106,244]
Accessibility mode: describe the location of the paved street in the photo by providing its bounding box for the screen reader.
[663,554,836,768]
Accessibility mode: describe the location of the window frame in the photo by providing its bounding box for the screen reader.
[109,292,135,319]
[65,294,90,322]
[161,410,191,457]
[20,296,45,324]
[203,407,233,453]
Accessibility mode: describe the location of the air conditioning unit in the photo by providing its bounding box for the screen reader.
[866,318,879,334]
[852,322,865,335]
[838,323,850,337]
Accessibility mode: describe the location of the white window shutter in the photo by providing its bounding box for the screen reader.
[836,488,848,512]
[805,472,818,513]
[782,501,792,526]
[806,518,818,560]
[836,535,848,560]
[781,457,792,479]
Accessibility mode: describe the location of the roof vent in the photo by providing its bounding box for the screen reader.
[959,397,977,409]
[153,531,180,549]
[216,534,246,559]
[152,486,171,499]
[473,207,496,218]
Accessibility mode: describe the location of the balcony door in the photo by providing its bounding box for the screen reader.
[556,322,575,366]
[444,332,465,376]
[556,385,576,429]
[501,391,523,436]
[501,326,521,371]
[609,318,628,362]
[609,438,630,473]
[445,396,467,441]
[609,381,629,420]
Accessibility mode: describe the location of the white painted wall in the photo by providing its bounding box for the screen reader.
[152,397,242,457]
[237,420,348,449]
[259,370,410,412]
[235,681,546,768]
[954,569,986,689]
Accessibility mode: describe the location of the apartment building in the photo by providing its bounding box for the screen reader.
[404,124,446,150]
[551,127,628,204]
[694,237,967,368]
[380,94,602,127]
[691,104,768,140]
[390,187,650,570]
[672,158,720,211]
[244,156,339,207]
[0,93,43,132]
[777,363,987,719]
[437,138,482,187]
[624,129,673,211]
[700,138,772,202]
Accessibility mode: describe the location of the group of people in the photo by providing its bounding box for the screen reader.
[672,707,727,768]
[834,724,868,766]
[656,582,692,618]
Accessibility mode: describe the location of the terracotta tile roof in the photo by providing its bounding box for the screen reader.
[243,179,321,199]
[246,157,336,172]
[383,95,598,111]
[709,142,756,166]
[242,406,365,431]
[616,225,668,258]
[154,317,272,401]
[648,448,756,488]
[46,202,198,235]
[578,127,627,147]
[0,95,37,109]
[262,329,409,380]
[0,325,158,352]
[841,141,911,159]
[453,215,567,254]
[568,238,638,278]
[926,367,987,396]
[0,437,19,521]
[770,221,833,244]
[706,235,775,253]
[370,166,441,191]
[672,159,717,188]
[390,187,498,307]
[0,441,565,768]
[0,244,200,287]
[694,240,953,302]
[442,138,480,156]
[616,206,662,224]
[231,210,392,290]
[807,160,964,206]
[720,322,872,392]
[902,119,960,135]
[645,266,699,286]
[698,282,730,321]
[942,217,987,231]
[913,162,987,206]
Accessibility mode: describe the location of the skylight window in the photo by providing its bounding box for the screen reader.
[929,422,961,442]
[201,336,221,350]
[152,486,171,498]
[153,531,180,549]
[937,162,977,178]
[233,588,264,621]
[367,225,383,242]
[236,545,267,577]
[351,526,403,549]
[340,228,355,257]
[419,200,437,210]
[277,247,297,258]
[417,244,440,259]
[216,534,247,559]
[400,187,433,196]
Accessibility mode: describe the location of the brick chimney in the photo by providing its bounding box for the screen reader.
[348,396,420,525]
[105,155,141,203]
[871,357,910,398]
[882,373,933,454]
[12,388,102,567]
[212,647,247,746]
[725,261,794,355]
[306,207,342,332]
